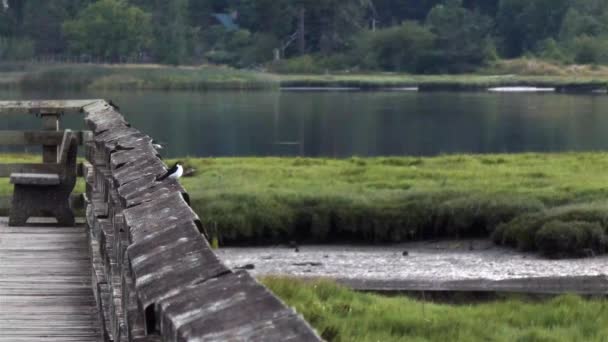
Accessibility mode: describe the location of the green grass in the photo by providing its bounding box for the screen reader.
[279,73,608,91]
[2,61,608,91]
[0,63,278,90]
[262,277,608,342]
[2,153,606,256]
[171,153,608,256]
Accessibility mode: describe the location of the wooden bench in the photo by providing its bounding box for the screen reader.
[9,130,79,226]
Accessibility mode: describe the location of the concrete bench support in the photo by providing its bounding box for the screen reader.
[9,130,78,226]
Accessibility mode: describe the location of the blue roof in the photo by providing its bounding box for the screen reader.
[212,13,239,31]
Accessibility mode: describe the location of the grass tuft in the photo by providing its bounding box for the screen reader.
[262,277,608,342]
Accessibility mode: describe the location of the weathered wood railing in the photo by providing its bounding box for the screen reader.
[82,100,320,341]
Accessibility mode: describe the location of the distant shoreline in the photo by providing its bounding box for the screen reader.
[1,63,608,93]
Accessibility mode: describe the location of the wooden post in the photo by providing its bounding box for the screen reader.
[41,112,60,163]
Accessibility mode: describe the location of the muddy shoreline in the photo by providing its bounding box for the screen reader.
[216,239,608,294]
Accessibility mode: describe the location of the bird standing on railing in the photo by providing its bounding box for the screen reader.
[152,139,164,150]
[158,162,183,181]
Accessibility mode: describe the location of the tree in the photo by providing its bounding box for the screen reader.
[21,1,70,54]
[425,0,495,72]
[358,21,435,72]
[63,0,152,61]
[151,0,190,65]
[301,0,371,54]
[496,0,570,57]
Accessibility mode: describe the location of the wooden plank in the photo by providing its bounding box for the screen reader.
[0,218,101,341]
[0,163,61,177]
[0,100,103,115]
[0,162,84,176]
[0,130,91,146]
[41,113,59,163]
[10,173,61,185]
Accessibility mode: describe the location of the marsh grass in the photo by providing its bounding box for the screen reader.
[12,63,278,90]
[172,153,608,256]
[2,62,608,91]
[278,73,608,90]
[1,153,605,257]
[262,277,608,342]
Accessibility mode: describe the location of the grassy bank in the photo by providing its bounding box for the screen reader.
[173,154,608,257]
[262,277,608,342]
[1,61,608,91]
[1,153,606,257]
[279,73,608,91]
[0,63,278,91]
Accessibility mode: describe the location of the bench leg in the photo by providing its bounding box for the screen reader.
[9,185,75,227]
[8,207,29,227]
[54,205,75,226]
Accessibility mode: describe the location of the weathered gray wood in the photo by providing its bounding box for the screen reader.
[0,130,90,146]
[0,99,102,115]
[158,272,320,342]
[10,173,60,185]
[85,108,129,134]
[0,162,87,177]
[127,222,229,332]
[0,194,84,211]
[41,113,60,163]
[0,218,101,341]
[122,193,201,243]
[0,163,62,176]
[119,177,189,208]
[81,99,322,342]
[57,129,73,164]
[9,130,78,226]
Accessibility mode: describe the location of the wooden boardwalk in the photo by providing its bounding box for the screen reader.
[0,218,101,341]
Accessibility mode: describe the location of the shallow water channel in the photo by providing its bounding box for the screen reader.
[216,240,608,286]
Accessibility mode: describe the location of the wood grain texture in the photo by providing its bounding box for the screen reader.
[0,100,102,115]
[0,218,102,341]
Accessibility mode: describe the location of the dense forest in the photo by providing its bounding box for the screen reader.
[1,0,608,73]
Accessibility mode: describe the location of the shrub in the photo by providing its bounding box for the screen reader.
[535,220,607,257]
[571,35,608,64]
[270,55,325,74]
[0,37,35,61]
[494,202,608,255]
[356,21,435,72]
[439,195,544,237]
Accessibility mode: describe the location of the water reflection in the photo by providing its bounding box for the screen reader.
[0,89,607,157]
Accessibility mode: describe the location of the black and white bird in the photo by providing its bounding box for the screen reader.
[158,162,183,181]
[152,139,164,150]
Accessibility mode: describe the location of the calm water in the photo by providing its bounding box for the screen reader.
[1,89,608,157]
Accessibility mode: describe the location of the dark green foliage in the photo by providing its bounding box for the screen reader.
[535,221,607,258]
[151,0,190,65]
[496,0,570,57]
[493,202,608,256]
[168,154,608,258]
[4,0,608,70]
[62,0,152,61]
[357,22,435,72]
[571,36,608,64]
[424,0,496,72]
[0,37,34,61]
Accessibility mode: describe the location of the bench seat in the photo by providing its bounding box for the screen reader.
[9,130,78,227]
[10,173,61,186]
